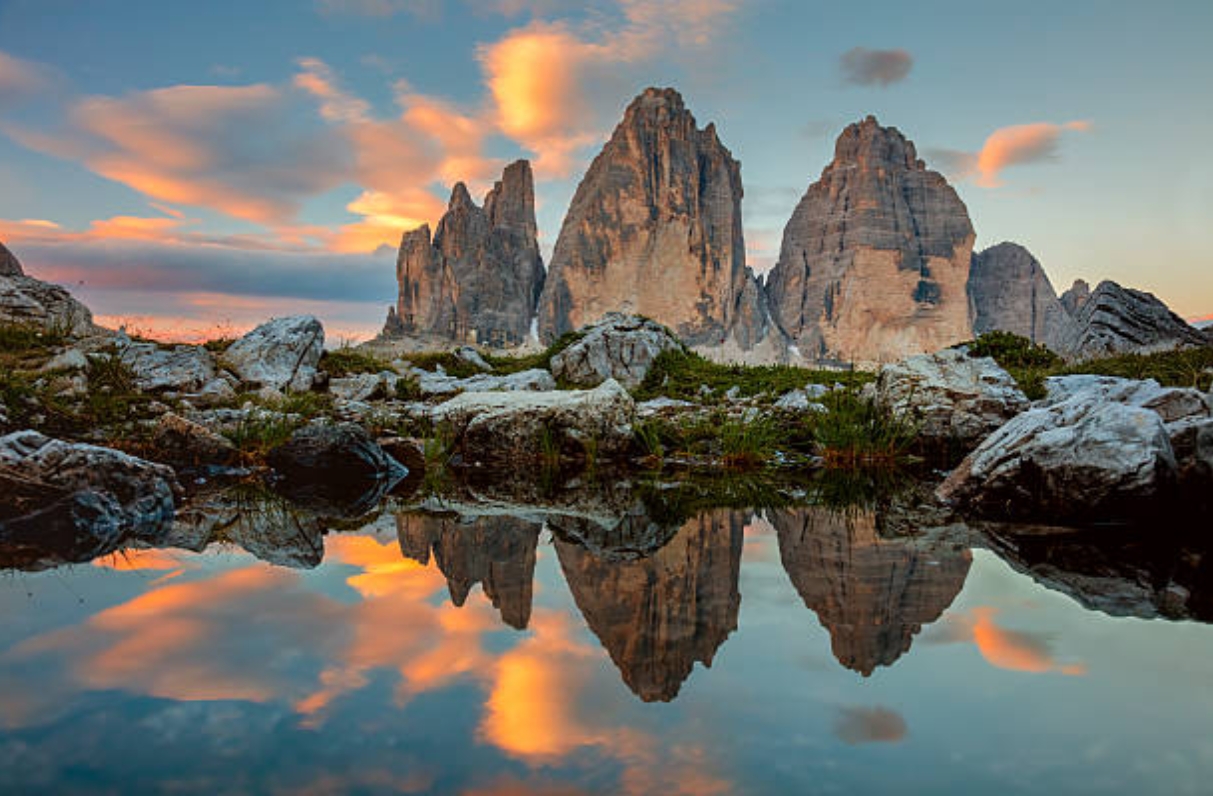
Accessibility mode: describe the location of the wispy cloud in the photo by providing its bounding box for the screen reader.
[839,47,913,87]
[314,0,441,18]
[0,50,57,108]
[927,120,1092,188]
[833,706,907,745]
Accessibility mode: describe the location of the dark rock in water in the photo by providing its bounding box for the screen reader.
[537,88,771,352]
[771,507,970,676]
[0,472,127,570]
[765,116,974,364]
[0,240,22,277]
[388,160,545,347]
[268,423,405,514]
[554,509,744,701]
[981,523,1213,622]
[1059,280,1210,359]
[396,511,541,629]
[0,430,179,539]
[968,242,1076,352]
[171,487,327,568]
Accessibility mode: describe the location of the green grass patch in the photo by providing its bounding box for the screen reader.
[320,347,394,378]
[482,330,586,375]
[632,349,873,403]
[807,391,919,469]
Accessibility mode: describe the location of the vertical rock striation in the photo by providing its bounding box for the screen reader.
[765,116,974,365]
[387,160,545,347]
[969,241,1077,351]
[537,87,772,352]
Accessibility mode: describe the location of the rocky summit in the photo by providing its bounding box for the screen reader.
[969,242,1077,352]
[765,116,974,366]
[537,87,772,352]
[386,159,544,348]
[1059,279,1211,359]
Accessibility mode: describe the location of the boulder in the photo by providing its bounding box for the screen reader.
[432,379,635,464]
[549,314,683,388]
[0,430,180,539]
[41,348,88,372]
[0,273,96,336]
[415,367,555,396]
[329,372,398,403]
[151,412,238,469]
[267,422,405,511]
[224,315,324,392]
[937,394,1177,523]
[875,348,1029,448]
[118,340,217,393]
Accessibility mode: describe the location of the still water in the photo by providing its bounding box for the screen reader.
[2,480,1212,795]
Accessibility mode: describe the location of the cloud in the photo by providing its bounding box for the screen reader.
[925,607,1086,676]
[0,49,57,107]
[833,706,908,745]
[927,120,1091,188]
[478,0,740,176]
[839,47,913,87]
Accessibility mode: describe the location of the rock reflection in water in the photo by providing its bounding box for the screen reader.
[771,506,971,676]
[555,509,745,702]
[396,511,540,629]
[171,486,328,569]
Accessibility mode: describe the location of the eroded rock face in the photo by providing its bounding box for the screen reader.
[969,242,1076,352]
[0,273,96,335]
[1059,279,1091,317]
[224,315,324,392]
[1059,280,1210,359]
[389,160,545,347]
[555,509,745,701]
[431,379,635,465]
[538,88,770,351]
[874,348,1029,449]
[765,116,974,365]
[396,511,541,630]
[118,339,218,393]
[549,313,683,388]
[771,507,970,676]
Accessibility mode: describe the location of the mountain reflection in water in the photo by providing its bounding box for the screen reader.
[3,471,1213,794]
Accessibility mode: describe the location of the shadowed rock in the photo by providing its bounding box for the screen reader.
[969,242,1076,352]
[555,509,745,701]
[389,160,544,347]
[765,116,974,365]
[537,88,771,352]
[0,240,22,277]
[771,506,970,676]
[1059,280,1210,359]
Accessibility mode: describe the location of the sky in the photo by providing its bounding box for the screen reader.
[0,0,1210,342]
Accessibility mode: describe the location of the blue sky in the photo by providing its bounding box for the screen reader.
[0,0,1210,339]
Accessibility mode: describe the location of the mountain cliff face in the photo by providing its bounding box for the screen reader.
[554,509,744,702]
[0,241,23,277]
[765,116,974,365]
[386,160,544,347]
[771,507,970,676]
[537,87,771,351]
[1059,279,1211,359]
[969,242,1076,351]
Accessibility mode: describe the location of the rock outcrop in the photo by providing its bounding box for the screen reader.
[1058,280,1210,359]
[771,507,970,676]
[430,379,635,465]
[1059,279,1091,317]
[387,160,544,347]
[874,348,1029,449]
[555,509,744,701]
[969,242,1076,351]
[223,315,324,393]
[765,116,974,365]
[938,382,1183,523]
[537,88,771,353]
[0,257,96,336]
[396,511,541,630]
[0,241,22,277]
[549,313,683,388]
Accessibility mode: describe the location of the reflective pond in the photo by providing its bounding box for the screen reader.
[2,475,1212,795]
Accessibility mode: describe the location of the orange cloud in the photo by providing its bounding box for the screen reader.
[0,49,55,103]
[942,607,1086,676]
[973,121,1090,188]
